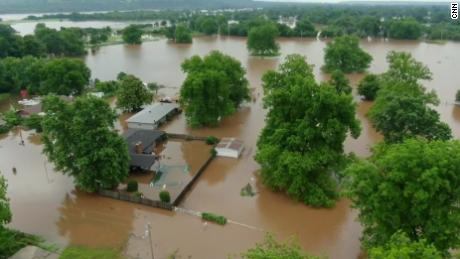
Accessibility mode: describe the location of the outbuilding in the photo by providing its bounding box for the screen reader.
[215,138,244,158]
[126,103,180,130]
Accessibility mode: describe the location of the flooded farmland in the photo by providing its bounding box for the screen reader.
[1,34,460,258]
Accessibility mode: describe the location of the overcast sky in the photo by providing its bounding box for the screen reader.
[261,0,450,2]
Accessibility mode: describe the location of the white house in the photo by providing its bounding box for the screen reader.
[215,138,244,159]
[126,103,180,130]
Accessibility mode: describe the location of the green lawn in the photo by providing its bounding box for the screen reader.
[60,246,122,259]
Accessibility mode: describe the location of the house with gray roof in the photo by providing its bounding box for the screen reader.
[126,103,180,130]
[123,129,166,171]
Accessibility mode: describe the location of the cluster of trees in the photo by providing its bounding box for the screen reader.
[122,25,144,44]
[255,54,360,207]
[323,36,372,73]
[0,57,91,96]
[180,51,250,127]
[27,4,460,41]
[41,95,130,192]
[165,25,193,43]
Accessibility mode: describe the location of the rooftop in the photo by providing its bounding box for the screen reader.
[126,103,179,125]
[123,129,165,170]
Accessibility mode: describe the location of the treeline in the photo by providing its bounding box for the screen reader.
[27,4,460,41]
[0,24,113,58]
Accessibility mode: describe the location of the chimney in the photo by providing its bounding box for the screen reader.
[135,141,144,154]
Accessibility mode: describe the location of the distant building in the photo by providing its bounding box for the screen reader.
[278,16,297,29]
[215,138,244,158]
[126,103,180,130]
[123,129,165,171]
[18,96,74,118]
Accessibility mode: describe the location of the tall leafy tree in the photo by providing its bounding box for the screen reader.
[180,51,250,128]
[40,58,90,95]
[369,52,451,143]
[294,18,317,37]
[22,35,46,57]
[0,174,11,227]
[328,70,351,94]
[256,54,361,208]
[357,74,380,101]
[323,35,372,73]
[369,231,442,259]
[0,24,23,58]
[387,19,423,40]
[344,139,460,256]
[42,95,130,193]
[247,23,280,56]
[122,25,143,44]
[116,75,153,112]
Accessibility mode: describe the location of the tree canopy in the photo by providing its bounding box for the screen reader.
[323,35,372,73]
[369,231,442,259]
[42,95,130,193]
[180,51,250,128]
[387,19,423,40]
[166,25,193,44]
[255,54,361,208]
[344,139,460,256]
[116,74,153,112]
[0,174,11,227]
[247,22,280,56]
[122,25,143,44]
[328,70,351,94]
[357,74,380,101]
[368,52,451,143]
[242,234,320,259]
[40,58,91,95]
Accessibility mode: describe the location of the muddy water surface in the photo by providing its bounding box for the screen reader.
[1,35,460,258]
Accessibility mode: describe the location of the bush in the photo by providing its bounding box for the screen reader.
[133,191,143,199]
[126,180,138,193]
[201,212,227,225]
[211,148,217,157]
[159,190,171,203]
[60,246,121,259]
[205,136,219,145]
[358,74,380,101]
[456,90,460,103]
[23,114,43,132]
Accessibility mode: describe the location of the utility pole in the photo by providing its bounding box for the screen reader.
[146,222,154,259]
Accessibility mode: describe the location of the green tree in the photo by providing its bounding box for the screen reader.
[0,24,23,58]
[23,114,43,132]
[329,70,351,94]
[242,234,320,259]
[294,18,317,37]
[0,174,11,227]
[388,19,423,40]
[180,51,250,128]
[323,35,372,73]
[40,58,90,95]
[22,35,46,57]
[369,52,450,143]
[122,25,143,44]
[42,95,130,193]
[94,80,119,96]
[196,16,218,35]
[357,74,380,101]
[174,25,193,44]
[247,23,280,56]
[344,139,460,256]
[369,231,442,259]
[256,54,361,207]
[116,75,152,112]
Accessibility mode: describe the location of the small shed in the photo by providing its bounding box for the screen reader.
[126,103,180,130]
[215,138,244,158]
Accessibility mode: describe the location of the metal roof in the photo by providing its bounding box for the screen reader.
[126,103,179,125]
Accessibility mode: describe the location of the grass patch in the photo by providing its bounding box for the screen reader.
[0,227,55,258]
[201,212,227,225]
[60,246,122,259]
[0,93,10,102]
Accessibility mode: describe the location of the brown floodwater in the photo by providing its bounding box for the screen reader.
[1,35,460,258]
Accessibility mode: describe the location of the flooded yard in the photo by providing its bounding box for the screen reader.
[1,35,460,258]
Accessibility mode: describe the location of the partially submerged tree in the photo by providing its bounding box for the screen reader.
[344,139,460,256]
[122,25,143,44]
[323,35,372,73]
[328,70,351,94]
[42,95,130,192]
[180,51,250,127]
[256,54,360,207]
[369,231,442,259]
[369,52,451,143]
[247,23,280,56]
[357,74,380,101]
[40,58,91,95]
[242,234,321,259]
[116,74,153,112]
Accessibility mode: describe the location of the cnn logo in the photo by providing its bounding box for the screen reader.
[453,3,459,19]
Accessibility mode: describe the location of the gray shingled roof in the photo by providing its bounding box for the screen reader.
[123,129,165,170]
[126,103,179,125]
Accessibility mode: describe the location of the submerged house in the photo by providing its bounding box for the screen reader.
[126,103,180,130]
[123,129,166,171]
[215,138,244,158]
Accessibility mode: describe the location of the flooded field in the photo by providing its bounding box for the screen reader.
[1,35,460,258]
